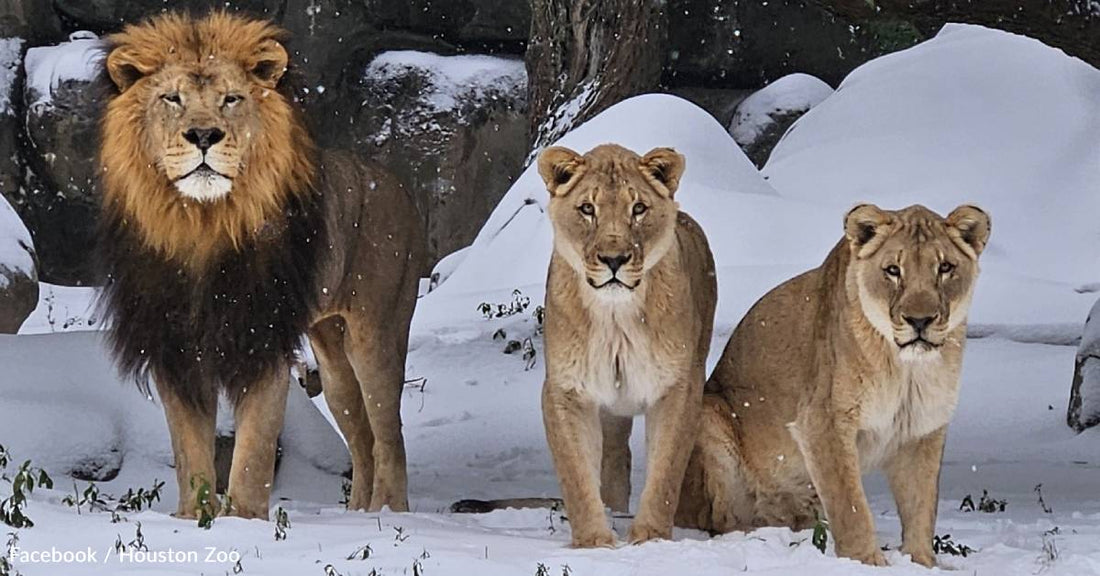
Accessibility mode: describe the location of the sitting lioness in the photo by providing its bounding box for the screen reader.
[676,204,991,567]
[538,144,717,547]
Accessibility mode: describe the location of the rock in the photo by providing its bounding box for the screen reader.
[329,50,528,266]
[0,0,63,44]
[20,32,104,285]
[666,0,913,89]
[0,193,38,334]
[50,0,282,34]
[364,0,529,52]
[1068,298,1100,432]
[728,73,834,168]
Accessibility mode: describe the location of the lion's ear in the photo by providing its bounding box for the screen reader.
[946,204,991,260]
[106,46,158,92]
[537,146,584,197]
[639,147,685,198]
[249,39,288,88]
[844,203,893,258]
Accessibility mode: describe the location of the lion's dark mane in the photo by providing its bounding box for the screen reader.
[97,187,326,412]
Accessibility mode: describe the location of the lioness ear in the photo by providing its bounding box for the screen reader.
[844,203,893,258]
[946,204,991,260]
[639,147,685,198]
[249,39,288,88]
[537,146,585,197]
[106,46,158,92]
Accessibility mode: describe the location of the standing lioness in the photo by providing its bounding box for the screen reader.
[676,204,991,567]
[539,144,717,547]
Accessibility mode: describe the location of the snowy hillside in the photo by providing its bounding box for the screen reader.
[2,22,1099,576]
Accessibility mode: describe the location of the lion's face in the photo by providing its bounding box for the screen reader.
[104,13,293,203]
[845,204,991,361]
[539,144,685,299]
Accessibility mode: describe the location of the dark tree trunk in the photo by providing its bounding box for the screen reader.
[806,1,1100,70]
[525,0,668,153]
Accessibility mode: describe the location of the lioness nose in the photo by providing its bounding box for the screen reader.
[598,253,631,274]
[183,127,225,151]
[904,315,935,333]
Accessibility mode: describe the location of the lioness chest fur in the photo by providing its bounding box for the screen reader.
[538,144,717,548]
[676,204,990,569]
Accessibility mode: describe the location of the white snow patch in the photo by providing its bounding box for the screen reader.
[24,31,104,111]
[365,50,526,115]
[0,194,34,288]
[729,73,834,146]
[0,37,23,116]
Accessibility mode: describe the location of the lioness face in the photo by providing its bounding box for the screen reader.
[105,24,290,202]
[845,204,991,361]
[538,144,685,298]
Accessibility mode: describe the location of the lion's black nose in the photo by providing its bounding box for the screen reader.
[904,315,935,333]
[598,253,631,274]
[183,127,225,151]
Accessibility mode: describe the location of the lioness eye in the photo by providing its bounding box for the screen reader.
[578,203,595,216]
[939,262,955,274]
[632,202,648,216]
[224,94,243,106]
[885,265,901,278]
[161,93,182,105]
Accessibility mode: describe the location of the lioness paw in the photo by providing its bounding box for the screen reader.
[570,528,616,549]
[627,521,672,544]
[905,548,937,568]
[845,548,888,567]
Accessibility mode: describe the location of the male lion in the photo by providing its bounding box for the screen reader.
[676,204,991,567]
[98,13,424,520]
[538,144,717,547]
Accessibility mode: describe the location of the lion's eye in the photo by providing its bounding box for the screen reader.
[224,94,244,106]
[632,202,648,216]
[885,264,901,278]
[578,203,595,216]
[939,262,955,274]
[161,93,182,106]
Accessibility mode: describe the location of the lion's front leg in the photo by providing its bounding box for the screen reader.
[155,378,217,519]
[629,374,703,544]
[792,409,885,566]
[884,426,947,568]
[543,383,614,548]
[226,374,290,520]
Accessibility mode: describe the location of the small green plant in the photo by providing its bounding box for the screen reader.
[811,513,829,553]
[191,476,219,529]
[959,489,1006,513]
[127,522,148,552]
[346,543,372,560]
[274,507,290,541]
[0,532,20,576]
[323,564,344,576]
[339,479,352,509]
[64,479,164,523]
[1039,526,1060,567]
[478,290,531,319]
[1035,484,1053,514]
[0,449,54,529]
[535,564,550,576]
[233,557,244,574]
[932,533,974,557]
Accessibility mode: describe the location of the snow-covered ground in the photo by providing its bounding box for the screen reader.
[2,23,1099,576]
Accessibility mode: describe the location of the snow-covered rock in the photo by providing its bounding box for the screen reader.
[0,193,36,333]
[1068,298,1100,432]
[23,31,102,112]
[729,73,833,167]
[0,37,22,116]
[341,50,528,264]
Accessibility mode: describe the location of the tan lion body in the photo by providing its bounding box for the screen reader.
[539,144,717,547]
[676,204,990,567]
[100,13,423,520]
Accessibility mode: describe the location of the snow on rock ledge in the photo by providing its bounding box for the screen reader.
[729,73,833,167]
[0,193,37,333]
[23,31,102,112]
[1068,298,1100,432]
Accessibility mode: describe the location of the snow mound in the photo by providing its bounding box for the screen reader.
[764,24,1100,295]
[426,93,808,307]
[24,31,103,111]
[0,194,34,288]
[729,73,833,146]
[0,37,22,116]
[365,51,526,116]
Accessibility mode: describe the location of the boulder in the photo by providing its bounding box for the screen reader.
[364,0,530,52]
[1068,298,1100,432]
[20,32,104,285]
[0,193,38,334]
[728,73,834,168]
[328,50,528,266]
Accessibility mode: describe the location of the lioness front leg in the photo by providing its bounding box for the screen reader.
[794,412,885,566]
[629,376,703,544]
[227,375,289,519]
[156,378,216,519]
[543,383,614,548]
[885,427,947,568]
